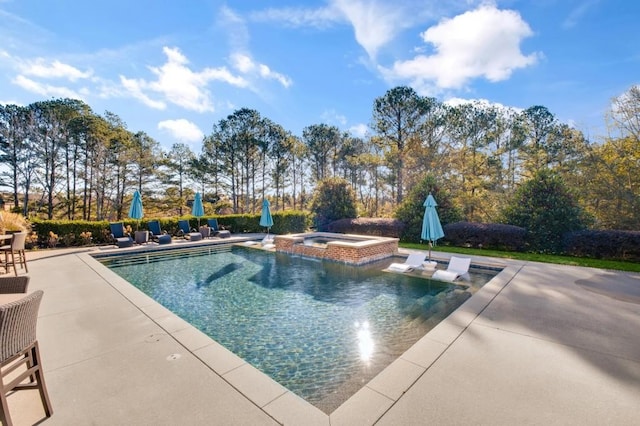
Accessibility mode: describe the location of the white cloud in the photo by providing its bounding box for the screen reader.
[321,109,348,126]
[158,119,204,143]
[12,74,84,99]
[20,58,93,81]
[319,110,369,137]
[444,96,522,114]
[120,46,248,113]
[251,0,422,59]
[249,5,341,29]
[445,97,502,108]
[331,0,410,59]
[0,99,23,106]
[258,63,293,88]
[349,123,369,137]
[231,53,254,74]
[382,4,539,93]
[230,53,292,88]
[218,6,251,50]
[563,0,600,29]
[220,8,293,89]
[120,76,166,110]
[1,50,92,82]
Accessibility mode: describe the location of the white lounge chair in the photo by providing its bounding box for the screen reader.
[432,256,471,282]
[387,253,426,273]
[262,235,275,249]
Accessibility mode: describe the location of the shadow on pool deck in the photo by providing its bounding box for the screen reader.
[7,241,640,425]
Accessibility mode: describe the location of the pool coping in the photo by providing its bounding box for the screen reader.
[80,243,513,424]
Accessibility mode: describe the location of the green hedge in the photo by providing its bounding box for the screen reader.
[563,230,640,262]
[328,218,404,237]
[30,211,310,248]
[31,219,113,246]
[218,210,310,234]
[443,222,527,251]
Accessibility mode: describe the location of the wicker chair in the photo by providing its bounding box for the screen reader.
[0,276,30,294]
[0,290,53,425]
[0,232,29,276]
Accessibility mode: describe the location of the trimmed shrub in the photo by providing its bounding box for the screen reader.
[310,178,358,231]
[328,218,404,237]
[500,169,590,253]
[443,222,526,251]
[563,230,640,261]
[395,174,463,243]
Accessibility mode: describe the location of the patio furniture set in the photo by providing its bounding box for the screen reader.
[109,218,231,248]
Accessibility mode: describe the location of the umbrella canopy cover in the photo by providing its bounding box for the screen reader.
[192,192,205,217]
[259,198,274,228]
[128,190,144,220]
[421,194,444,243]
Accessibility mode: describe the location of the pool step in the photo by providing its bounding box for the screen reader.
[98,244,233,267]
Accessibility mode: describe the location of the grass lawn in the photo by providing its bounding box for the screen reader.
[400,242,640,273]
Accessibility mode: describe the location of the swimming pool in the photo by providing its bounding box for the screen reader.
[98,245,498,413]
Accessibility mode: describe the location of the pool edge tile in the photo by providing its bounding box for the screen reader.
[193,341,246,376]
[264,391,329,426]
[172,326,217,351]
[223,363,288,408]
[400,338,448,369]
[422,319,465,346]
[365,358,426,401]
[153,313,194,334]
[330,386,394,426]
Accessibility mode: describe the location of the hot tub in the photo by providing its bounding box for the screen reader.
[274,232,399,265]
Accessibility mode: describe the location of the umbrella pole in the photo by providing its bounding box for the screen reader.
[428,241,432,261]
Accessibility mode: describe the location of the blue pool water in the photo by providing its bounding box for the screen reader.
[98,245,498,413]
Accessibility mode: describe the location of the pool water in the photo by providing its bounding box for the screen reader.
[303,237,354,247]
[99,246,497,413]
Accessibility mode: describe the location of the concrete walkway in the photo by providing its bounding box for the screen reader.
[5,242,640,425]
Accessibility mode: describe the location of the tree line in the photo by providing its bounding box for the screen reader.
[1,85,638,230]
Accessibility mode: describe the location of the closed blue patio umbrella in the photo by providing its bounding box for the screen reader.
[421,193,445,261]
[192,192,205,227]
[128,190,144,230]
[259,198,274,236]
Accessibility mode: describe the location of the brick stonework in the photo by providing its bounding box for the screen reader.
[274,233,398,265]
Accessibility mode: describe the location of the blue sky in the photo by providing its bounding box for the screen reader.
[1,0,638,150]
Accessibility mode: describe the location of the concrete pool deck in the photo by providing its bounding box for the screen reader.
[6,238,640,425]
